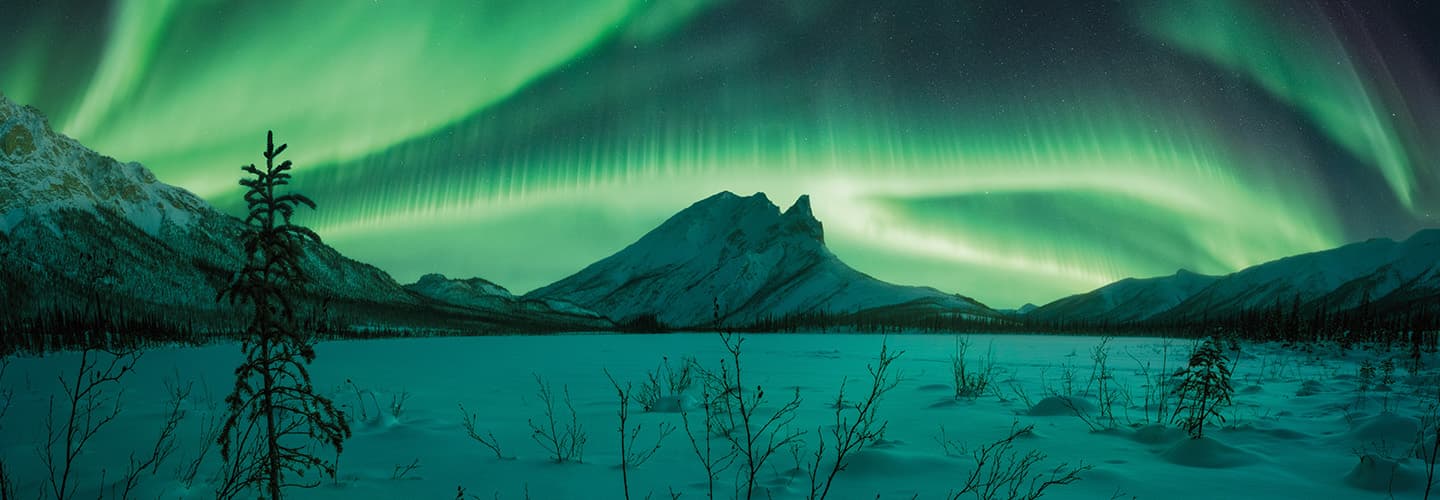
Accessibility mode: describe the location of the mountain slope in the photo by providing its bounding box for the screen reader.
[525,191,994,328]
[1156,230,1440,321]
[1028,269,1220,324]
[1309,230,1440,314]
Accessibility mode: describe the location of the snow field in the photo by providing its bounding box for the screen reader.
[1,333,1437,499]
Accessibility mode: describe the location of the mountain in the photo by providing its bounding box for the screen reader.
[404,274,610,329]
[525,191,994,328]
[1032,230,1440,325]
[998,303,1039,316]
[1156,230,1440,321]
[1027,269,1220,323]
[0,93,588,332]
[0,92,426,325]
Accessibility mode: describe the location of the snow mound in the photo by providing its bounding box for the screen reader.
[1295,379,1328,396]
[1131,424,1188,445]
[842,448,956,477]
[1348,413,1420,445]
[1160,437,1260,468]
[1344,454,1427,492]
[1027,396,1096,417]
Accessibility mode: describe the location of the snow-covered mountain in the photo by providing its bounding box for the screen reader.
[1028,269,1220,324]
[0,93,603,331]
[1033,230,1440,325]
[0,92,424,323]
[525,191,995,328]
[1157,229,1440,321]
[404,273,610,328]
[1300,230,1440,315]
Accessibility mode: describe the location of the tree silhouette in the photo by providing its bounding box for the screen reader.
[217,131,349,499]
[1170,339,1233,439]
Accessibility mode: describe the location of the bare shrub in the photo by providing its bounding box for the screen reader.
[1126,342,1173,425]
[939,423,1091,500]
[952,336,998,399]
[111,378,188,499]
[637,356,695,412]
[38,347,141,500]
[342,379,382,424]
[389,389,412,420]
[527,374,586,463]
[806,339,903,500]
[390,458,421,480]
[714,332,804,500]
[679,366,738,500]
[178,381,223,490]
[0,358,14,499]
[459,403,512,460]
[605,370,677,500]
[1008,379,1036,408]
[1089,337,1119,428]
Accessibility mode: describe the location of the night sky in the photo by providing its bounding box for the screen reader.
[2,0,1437,308]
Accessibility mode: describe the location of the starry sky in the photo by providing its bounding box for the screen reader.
[2,0,1438,308]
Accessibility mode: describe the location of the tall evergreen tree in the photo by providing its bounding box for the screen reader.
[217,131,349,499]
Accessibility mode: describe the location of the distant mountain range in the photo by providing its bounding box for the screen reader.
[1026,270,1220,324]
[2,92,1436,334]
[0,93,598,331]
[1027,230,1440,325]
[403,274,610,329]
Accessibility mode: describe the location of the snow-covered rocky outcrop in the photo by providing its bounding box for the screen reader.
[526,191,994,328]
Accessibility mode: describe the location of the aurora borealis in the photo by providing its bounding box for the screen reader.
[2,0,1437,307]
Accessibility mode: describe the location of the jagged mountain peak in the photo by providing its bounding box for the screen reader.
[1,95,210,236]
[783,194,813,217]
[668,191,824,244]
[527,191,991,327]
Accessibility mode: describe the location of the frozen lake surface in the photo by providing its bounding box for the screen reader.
[2,333,1436,499]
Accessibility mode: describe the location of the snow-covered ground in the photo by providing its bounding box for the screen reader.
[2,333,1437,499]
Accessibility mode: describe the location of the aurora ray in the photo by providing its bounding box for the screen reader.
[1138,0,1438,211]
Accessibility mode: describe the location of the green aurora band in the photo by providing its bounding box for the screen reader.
[2,0,1435,308]
[1139,0,1428,209]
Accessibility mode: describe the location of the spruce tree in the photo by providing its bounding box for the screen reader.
[1170,339,1233,439]
[217,131,349,499]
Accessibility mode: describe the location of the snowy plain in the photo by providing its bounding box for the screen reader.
[1,333,1437,499]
